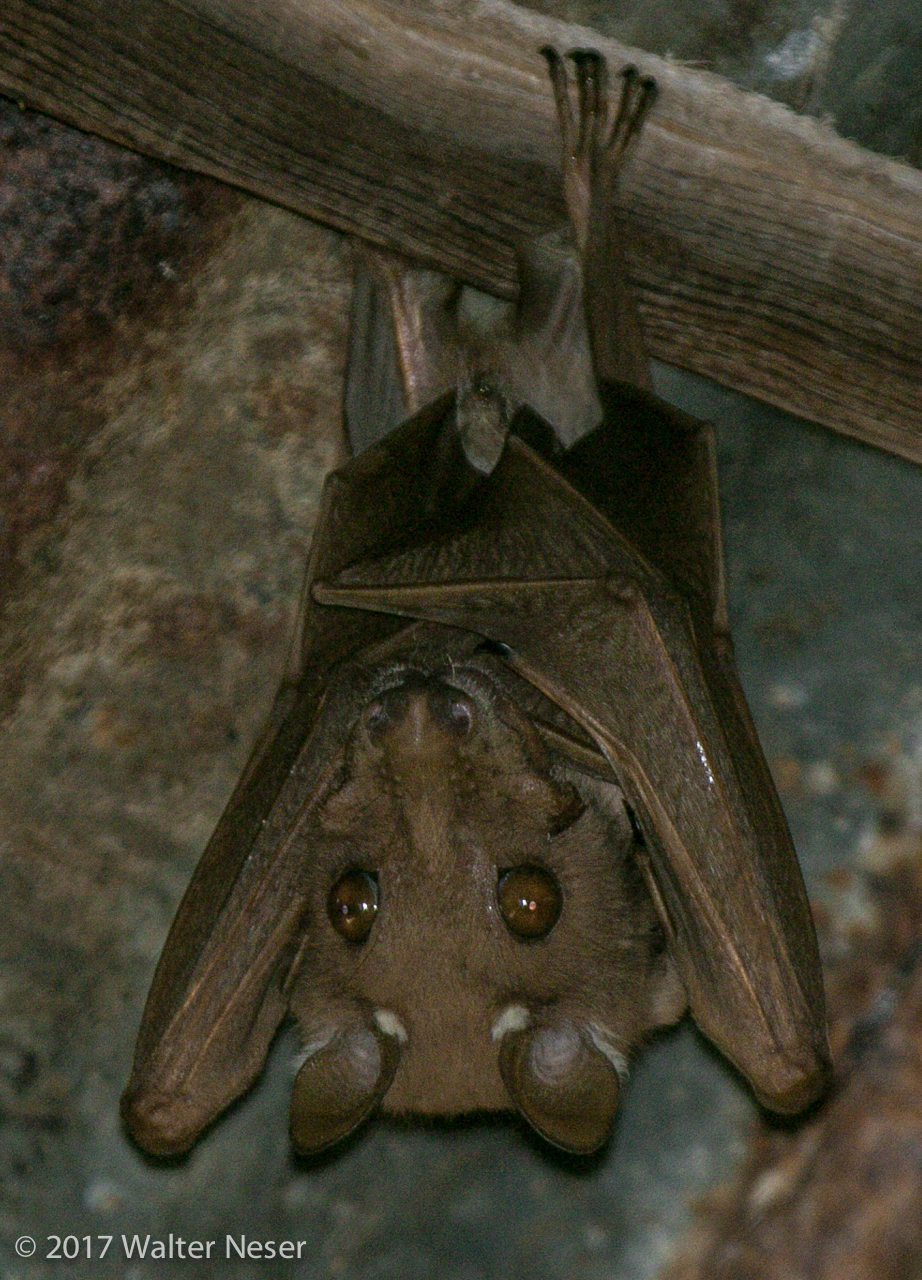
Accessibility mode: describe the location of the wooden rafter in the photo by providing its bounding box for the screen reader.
[1,0,921,461]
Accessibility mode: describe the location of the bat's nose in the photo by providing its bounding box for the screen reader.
[364,676,475,744]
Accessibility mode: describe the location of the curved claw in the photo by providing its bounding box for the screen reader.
[601,66,658,178]
[540,46,576,161]
[569,49,607,159]
[541,47,657,253]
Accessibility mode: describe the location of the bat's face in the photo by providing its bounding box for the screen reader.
[286,659,686,1153]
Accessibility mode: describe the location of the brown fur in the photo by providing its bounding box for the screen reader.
[121,52,828,1160]
[289,659,674,1116]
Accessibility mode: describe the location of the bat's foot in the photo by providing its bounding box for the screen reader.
[541,47,657,253]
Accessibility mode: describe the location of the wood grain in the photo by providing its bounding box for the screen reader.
[1,0,921,462]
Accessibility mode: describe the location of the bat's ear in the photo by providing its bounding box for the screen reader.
[290,1019,403,1155]
[498,1019,621,1154]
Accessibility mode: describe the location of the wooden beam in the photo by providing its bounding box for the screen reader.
[1,0,921,463]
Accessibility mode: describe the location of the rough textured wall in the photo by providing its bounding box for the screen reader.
[0,98,350,1272]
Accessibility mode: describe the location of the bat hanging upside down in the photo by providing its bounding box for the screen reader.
[122,49,831,1158]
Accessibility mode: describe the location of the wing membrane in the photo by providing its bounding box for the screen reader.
[314,419,830,1111]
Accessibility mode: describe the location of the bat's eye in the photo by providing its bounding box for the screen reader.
[328,870,379,943]
[497,866,561,940]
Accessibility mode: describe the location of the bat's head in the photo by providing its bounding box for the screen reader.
[285,658,685,1155]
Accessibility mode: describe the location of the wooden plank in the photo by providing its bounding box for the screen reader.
[1,0,921,463]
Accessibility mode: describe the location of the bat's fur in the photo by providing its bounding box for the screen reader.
[287,647,682,1117]
[122,52,830,1160]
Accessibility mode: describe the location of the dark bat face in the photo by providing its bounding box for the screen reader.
[285,659,683,1150]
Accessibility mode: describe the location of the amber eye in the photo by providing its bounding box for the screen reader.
[328,870,379,943]
[497,866,561,940]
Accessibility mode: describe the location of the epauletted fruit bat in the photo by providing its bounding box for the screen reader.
[122,50,830,1159]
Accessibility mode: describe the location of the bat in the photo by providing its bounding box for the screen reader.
[121,49,831,1159]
